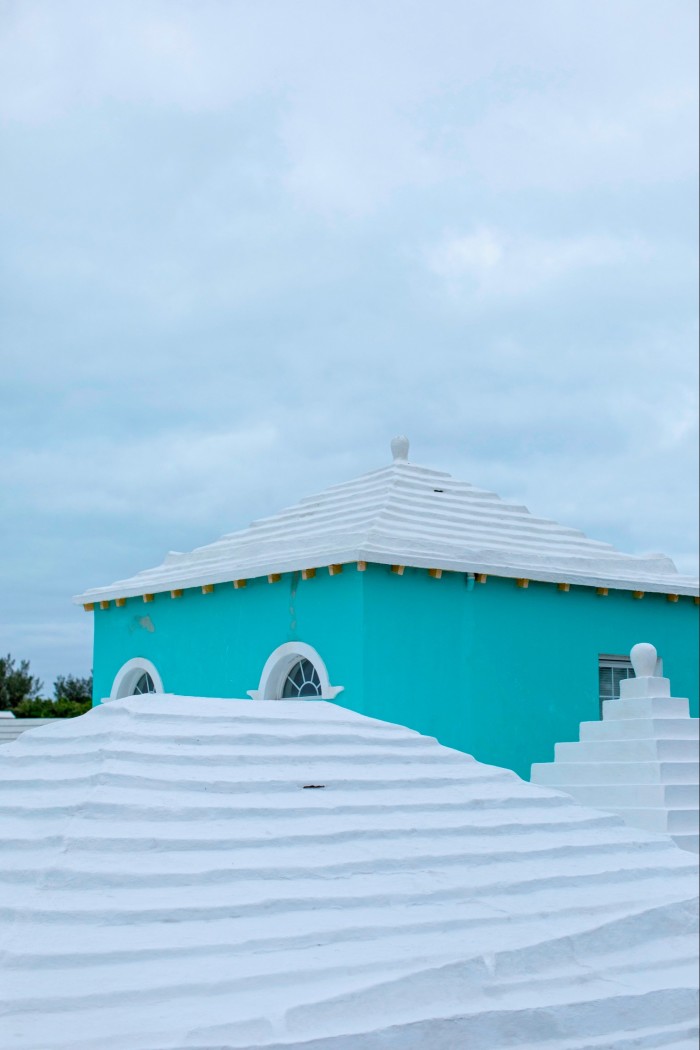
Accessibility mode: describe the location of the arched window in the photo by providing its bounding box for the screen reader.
[109,658,164,702]
[248,643,343,702]
[133,672,156,695]
[282,659,322,698]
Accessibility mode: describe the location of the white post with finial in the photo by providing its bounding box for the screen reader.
[531,641,698,852]
[620,643,671,698]
[391,435,410,463]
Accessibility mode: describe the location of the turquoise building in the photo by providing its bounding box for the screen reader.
[76,438,699,779]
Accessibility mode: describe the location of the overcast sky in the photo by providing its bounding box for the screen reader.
[1,0,698,693]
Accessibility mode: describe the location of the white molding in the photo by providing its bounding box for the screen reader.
[108,658,164,702]
[248,642,344,701]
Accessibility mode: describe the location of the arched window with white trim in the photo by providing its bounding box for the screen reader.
[110,658,164,702]
[248,643,343,701]
[282,658,322,698]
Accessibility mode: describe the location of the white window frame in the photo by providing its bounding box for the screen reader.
[109,658,164,702]
[248,642,344,701]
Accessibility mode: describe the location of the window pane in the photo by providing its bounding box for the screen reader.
[282,659,321,699]
[599,667,613,697]
[612,668,628,697]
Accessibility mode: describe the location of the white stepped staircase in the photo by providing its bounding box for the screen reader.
[532,643,699,853]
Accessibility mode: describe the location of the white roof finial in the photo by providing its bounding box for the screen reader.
[391,435,410,462]
[630,642,658,678]
[619,641,671,699]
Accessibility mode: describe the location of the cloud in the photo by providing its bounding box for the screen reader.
[427,228,650,300]
[0,424,279,522]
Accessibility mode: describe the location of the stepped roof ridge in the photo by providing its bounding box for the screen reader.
[0,695,697,1049]
[74,439,699,602]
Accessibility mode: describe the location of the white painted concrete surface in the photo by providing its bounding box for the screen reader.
[532,644,699,853]
[0,695,697,1049]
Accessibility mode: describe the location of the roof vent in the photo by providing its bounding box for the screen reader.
[391,435,410,462]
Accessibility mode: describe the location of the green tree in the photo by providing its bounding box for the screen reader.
[0,654,42,713]
[53,673,93,707]
[1,656,92,718]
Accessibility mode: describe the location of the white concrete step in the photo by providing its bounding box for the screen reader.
[555,739,699,763]
[602,698,690,721]
[580,718,699,742]
[671,832,699,853]
[531,760,699,787]
[533,783,698,810]
[603,808,699,834]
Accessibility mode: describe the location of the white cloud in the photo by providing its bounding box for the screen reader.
[2,1,695,211]
[428,227,650,300]
[0,424,279,522]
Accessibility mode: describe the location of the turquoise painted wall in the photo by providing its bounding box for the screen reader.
[93,569,364,706]
[358,567,699,778]
[91,564,699,781]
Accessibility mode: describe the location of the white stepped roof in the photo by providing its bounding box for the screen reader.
[0,695,697,1050]
[75,438,698,601]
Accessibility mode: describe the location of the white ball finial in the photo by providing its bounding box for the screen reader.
[391,435,410,462]
[630,642,657,678]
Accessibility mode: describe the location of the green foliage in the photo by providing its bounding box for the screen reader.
[0,653,42,712]
[1,655,92,718]
[54,673,92,706]
[13,695,92,719]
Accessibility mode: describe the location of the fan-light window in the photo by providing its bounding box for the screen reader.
[282,659,322,698]
[133,672,156,696]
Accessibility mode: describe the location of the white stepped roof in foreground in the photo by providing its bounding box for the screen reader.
[0,695,697,1050]
[75,438,698,602]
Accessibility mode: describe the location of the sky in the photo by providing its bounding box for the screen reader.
[1,0,698,694]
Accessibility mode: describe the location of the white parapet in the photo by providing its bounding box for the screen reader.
[532,642,699,853]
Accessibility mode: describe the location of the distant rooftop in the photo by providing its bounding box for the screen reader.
[75,437,699,602]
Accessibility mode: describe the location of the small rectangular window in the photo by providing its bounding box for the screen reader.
[598,654,634,716]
